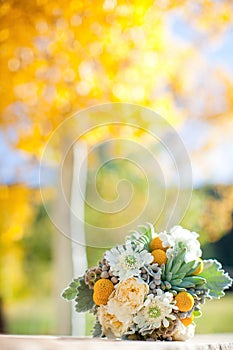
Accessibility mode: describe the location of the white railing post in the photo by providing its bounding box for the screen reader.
[70,141,88,336]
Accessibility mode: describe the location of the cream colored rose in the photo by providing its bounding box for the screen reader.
[97,304,132,338]
[107,277,148,322]
[97,278,148,338]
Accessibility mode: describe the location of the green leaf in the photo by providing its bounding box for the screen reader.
[165,256,173,275]
[186,261,201,276]
[62,278,80,301]
[75,277,94,312]
[178,280,195,288]
[128,223,154,251]
[171,278,183,285]
[172,286,186,292]
[193,309,202,318]
[182,276,206,286]
[92,317,102,338]
[178,260,197,275]
[171,248,187,275]
[199,259,232,299]
[171,273,186,280]
[165,272,173,281]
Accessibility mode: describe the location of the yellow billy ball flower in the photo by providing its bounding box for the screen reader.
[93,278,114,306]
[150,237,166,251]
[192,258,204,275]
[175,292,194,312]
[151,249,167,266]
[181,313,194,327]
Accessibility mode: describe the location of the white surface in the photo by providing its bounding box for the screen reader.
[0,334,233,350]
[70,142,88,336]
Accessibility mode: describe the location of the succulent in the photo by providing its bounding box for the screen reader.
[160,248,206,294]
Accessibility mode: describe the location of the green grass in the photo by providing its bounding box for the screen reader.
[6,298,56,335]
[5,293,233,335]
[86,312,95,336]
[195,293,233,334]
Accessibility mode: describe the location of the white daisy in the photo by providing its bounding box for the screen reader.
[133,290,177,335]
[105,241,153,281]
[160,226,202,263]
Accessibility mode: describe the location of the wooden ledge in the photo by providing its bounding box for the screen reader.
[0,334,233,350]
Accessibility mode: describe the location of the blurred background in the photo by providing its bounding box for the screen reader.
[0,0,233,336]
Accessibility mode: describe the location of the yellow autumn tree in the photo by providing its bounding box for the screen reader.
[1,0,233,153]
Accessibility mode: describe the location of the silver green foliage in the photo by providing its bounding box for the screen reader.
[199,259,233,299]
[62,276,94,312]
[62,278,80,300]
[92,318,102,337]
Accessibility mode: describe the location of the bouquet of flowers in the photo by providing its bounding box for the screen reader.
[62,224,232,341]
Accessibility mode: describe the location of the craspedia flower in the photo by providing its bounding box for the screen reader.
[93,279,114,306]
[192,258,204,275]
[150,237,166,251]
[151,249,167,266]
[181,314,194,327]
[175,292,194,312]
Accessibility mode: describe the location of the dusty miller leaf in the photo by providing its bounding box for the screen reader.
[75,277,94,312]
[62,278,80,301]
[200,259,232,299]
[92,317,102,337]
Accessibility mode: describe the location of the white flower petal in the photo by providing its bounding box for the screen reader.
[160,226,202,263]
[133,292,177,336]
[105,243,152,281]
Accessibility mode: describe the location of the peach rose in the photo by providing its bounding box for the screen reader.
[97,304,132,338]
[107,277,148,322]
